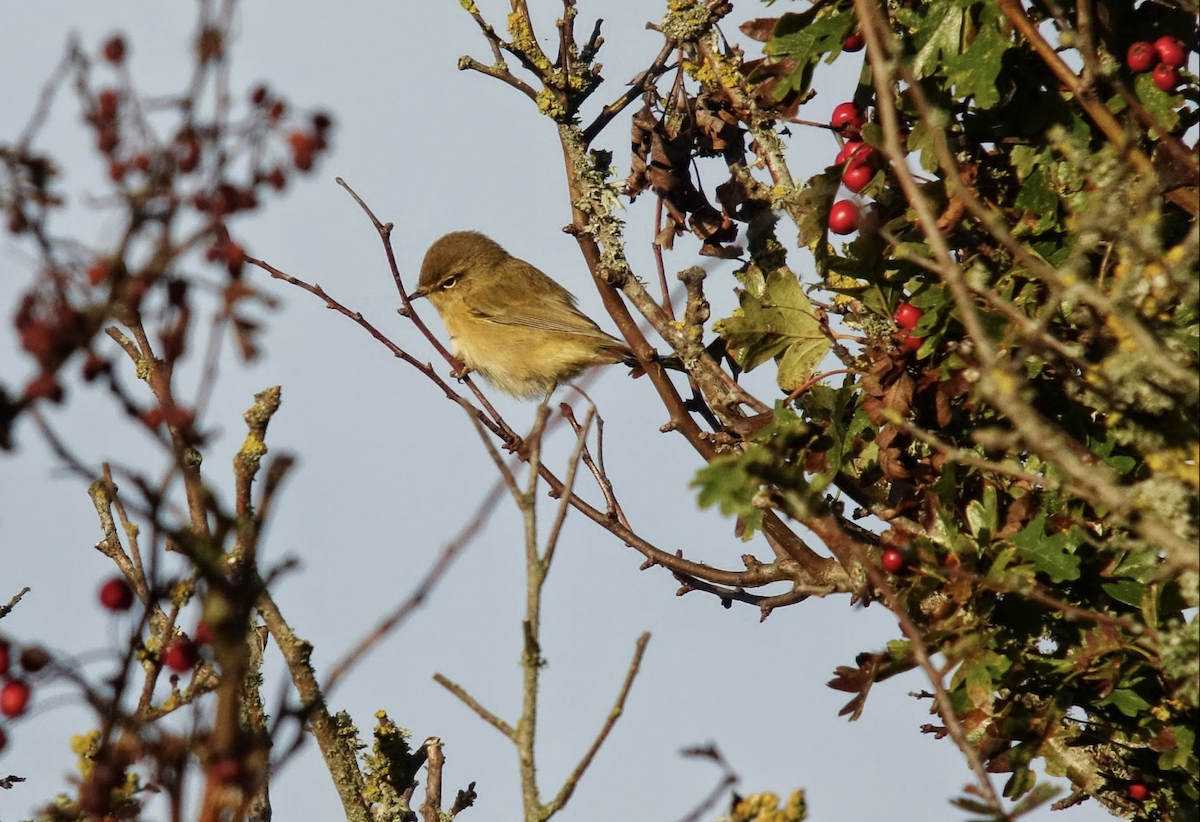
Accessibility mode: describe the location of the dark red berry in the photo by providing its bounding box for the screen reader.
[1152,63,1179,91]
[0,641,9,676]
[828,200,859,235]
[99,577,134,611]
[881,548,906,573]
[0,725,7,752]
[842,162,874,193]
[902,334,924,352]
[97,89,118,119]
[17,646,48,674]
[102,36,126,64]
[893,302,924,331]
[1154,36,1186,69]
[843,31,865,52]
[0,679,31,718]
[163,637,199,673]
[194,620,214,646]
[140,406,165,430]
[830,102,865,135]
[1126,41,1158,73]
[1128,782,1151,802]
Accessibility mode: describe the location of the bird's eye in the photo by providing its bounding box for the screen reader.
[442,274,460,289]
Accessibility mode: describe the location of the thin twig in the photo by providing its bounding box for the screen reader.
[542,632,652,816]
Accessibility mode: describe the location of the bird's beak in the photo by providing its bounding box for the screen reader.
[406,286,427,301]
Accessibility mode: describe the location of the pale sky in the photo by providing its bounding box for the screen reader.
[0,3,1113,821]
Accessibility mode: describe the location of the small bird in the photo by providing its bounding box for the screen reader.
[407,231,635,399]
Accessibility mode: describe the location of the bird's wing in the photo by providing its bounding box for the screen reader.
[465,260,622,343]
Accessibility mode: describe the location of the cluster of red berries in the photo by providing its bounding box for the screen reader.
[894,301,925,353]
[827,102,883,236]
[97,576,209,674]
[1126,36,1188,91]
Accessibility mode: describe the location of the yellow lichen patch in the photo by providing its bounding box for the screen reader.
[72,730,102,776]
[1146,444,1200,489]
[1103,314,1138,352]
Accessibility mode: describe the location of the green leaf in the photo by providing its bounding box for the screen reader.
[715,268,832,392]
[1099,688,1152,717]
[1010,513,1080,582]
[906,120,941,175]
[1130,72,1181,135]
[1014,167,1058,235]
[1102,580,1147,609]
[942,12,1011,109]
[911,1,965,79]
[691,455,765,539]
[764,10,856,98]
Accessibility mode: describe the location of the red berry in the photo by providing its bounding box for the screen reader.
[102,36,126,64]
[842,162,874,193]
[131,152,150,172]
[893,302,924,331]
[881,548,906,573]
[87,261,109,286]
[830,102,865,135]
[1128,782,1151,802]
[97,89,118,119]
[836,140,878,170]
[902,334,924,352]
[0,641,9,676]
[194,620,214,646]
[98,577,134,611]
[828,200,859,235]
[0,679,31,718]
[7,210,27,234]
[163,637,199,673]
[1154,36,1186,69]
[0,725,7,753]
[843,31,865,52]
[108,160,126,183]
[140,406,165,430]
[1152,63,1178,91]
[1126,41,1158,73]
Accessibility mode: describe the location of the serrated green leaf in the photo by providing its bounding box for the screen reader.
[1011,513,1080,582]
[1014,167,1058,234]
[1099,688,1152,717]
[1130,72,1182,136]
[912,2,965,79]
[715,268,831,391]
[691,456,765,540]
[942,15,1011,109]
[764,11,856,98]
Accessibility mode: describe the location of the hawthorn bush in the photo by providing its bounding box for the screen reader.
[0,1,1196,822]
